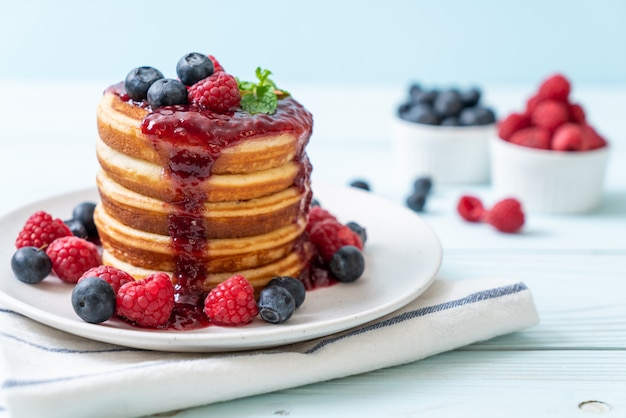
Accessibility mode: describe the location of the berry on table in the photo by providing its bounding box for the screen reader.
[11,246,52,284]
[204,274,258,326]
[15,210,73,249]
[258,286,296,324]
[349,179,371,191]
[188,72,241,112]
[266,276,306,308]
[457,195,486,222]
[329,245,365,283]
[117,272,175,327]
[71,276,117,324]
[406,176,433,213]
[147,78,188,108]
[45,236,101,283]
[485,198,525,233]
[78,265,134,294]
[413,176,433,195]
[124,66,164,101]
[176,52,215,86]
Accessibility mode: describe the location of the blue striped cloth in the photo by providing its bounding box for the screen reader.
[0,278,538,418]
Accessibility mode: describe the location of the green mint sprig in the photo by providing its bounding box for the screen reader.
[237,67,290,114]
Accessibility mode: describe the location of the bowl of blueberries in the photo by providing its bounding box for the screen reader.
[392,83,496,184]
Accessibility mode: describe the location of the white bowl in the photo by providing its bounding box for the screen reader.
[391,118,494,184]
[490,136,610,214]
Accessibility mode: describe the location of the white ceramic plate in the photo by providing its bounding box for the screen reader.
[0,184,441,352]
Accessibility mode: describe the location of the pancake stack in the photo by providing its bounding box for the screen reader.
[94,83,314,294]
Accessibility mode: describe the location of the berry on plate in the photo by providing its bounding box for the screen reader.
[117,272,175,327]
[45,236,101,283]
[329,245,365,283]
[309,219,363,262]
[78,265,134,294]
[15,210,73,249]
[203,274,258,326]
[266,276,306,309]
[258,286,296,324]
[72,276,117,324]
[11,246,52,284]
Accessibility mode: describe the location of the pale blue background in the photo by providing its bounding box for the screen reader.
[1,0,625,85]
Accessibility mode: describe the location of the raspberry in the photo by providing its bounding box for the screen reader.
[306,206,338,233]
[208,55,224,72]
[525,94,543,115]
[537,73,571,102]
[508,127,551,150]
[204,274,258,326]
[45,236,101,283]
[485,198,525,233]
[309,219,363,262]
[582,124,608,150]
[552,123,588,151]
[15,211,73,249]
[568,103,586,124]
[188,71,241,112]
[78,265,134,294]
[117,272,174,327]
[531,100,569,132]
[497,112,531,140]
[457,195,486,222]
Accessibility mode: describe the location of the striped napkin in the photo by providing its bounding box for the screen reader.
[0,277,538,418]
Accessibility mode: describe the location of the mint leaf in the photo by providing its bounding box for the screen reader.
[237,67,289,114]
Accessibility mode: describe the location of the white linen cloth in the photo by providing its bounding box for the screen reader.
[0,277,538,418]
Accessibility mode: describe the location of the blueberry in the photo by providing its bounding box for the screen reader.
[349,179,370,191]
[410,89,438,106]
[433,89,464,118]
[346,221,367,245]
[400,104,440,125]
[310,198,321,207]
[461,87,481,107]
[406,191,427,212]
[408,83,422,99]
[440,116,461,126]
[413,176,433,195]
[64,219,88,239]
[266,276,306,308]
[329,245,365,283]
[124,66,164,101]
[147,78,188,108]
[11,247,52,284]
[459,106,496,126]
[258,286,296,324]
[72,202,98,239]
[176,52,214,86]
[71,277,116,324]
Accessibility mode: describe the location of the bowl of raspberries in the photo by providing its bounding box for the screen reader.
[492,73,609,214]
[393,83,497,185]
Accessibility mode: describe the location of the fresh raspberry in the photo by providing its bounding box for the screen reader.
[552,123,588,151]
[497,112,531,140]
[309,219,363,262]
[306,206,338,233]
[531,100,569,132]
[46,236,101,283]
[457,195,486,222]
[15,211,73,249]
[568,103,586,124]
[525,94,543,115]
[203,274,258,326]
[485,198,525,233]
[208,55,224,72]
[537,73,571,102]
[78,265,134,294]
[582,124,608,150]
[117,272,174,327]
[508,127,551,150]
[188,71,241,112]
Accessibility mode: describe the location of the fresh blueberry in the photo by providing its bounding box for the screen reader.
[461,87,481,107]
[413,176,433,195]
[147,78,188,108]
[72,202,98,239]
[349,179,371,191]
[71,277,116,324]
[176,52,214,86]
[124,66,164,101]
[459,106,496,126]
[400,104,440,125]
[408,83,422,99]
[310,198,321,207]
[64,219,88,239]
[433,89,464,118]
[406,191,427,212]
[329,245,365,283]
[346,221,367,245]
[258,286,296,324]
[410,89,438,106]
[11,246,52,284]
[267,276,306,308]
[440,116,461,126]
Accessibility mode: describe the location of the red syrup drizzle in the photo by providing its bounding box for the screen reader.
[113,87,314,330]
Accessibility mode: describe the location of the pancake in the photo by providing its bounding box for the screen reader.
[94,83,314,294]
